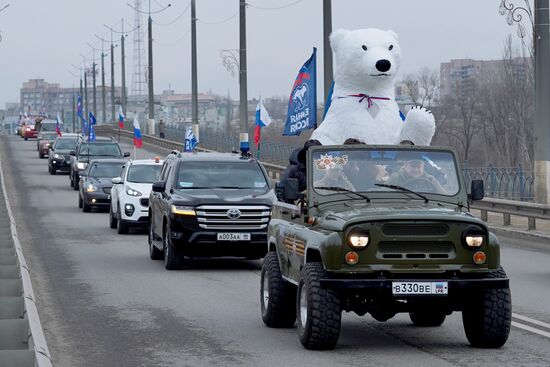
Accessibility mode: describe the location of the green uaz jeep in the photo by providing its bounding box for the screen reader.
[261,145,511,350]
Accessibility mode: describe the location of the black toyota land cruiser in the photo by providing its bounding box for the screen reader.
[148,150,276,270]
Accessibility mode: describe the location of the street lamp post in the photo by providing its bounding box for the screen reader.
[191,0,199,129]
[323,0,333,104]
[239,0,248,134]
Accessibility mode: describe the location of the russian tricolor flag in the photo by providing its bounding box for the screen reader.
[55,113,63,137]
[254,98,272,147]
[133,113,143,148]
[118,106,125,129]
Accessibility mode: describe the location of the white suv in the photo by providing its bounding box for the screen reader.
[109,158,164,234]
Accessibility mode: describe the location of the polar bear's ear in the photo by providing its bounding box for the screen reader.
[387,29,399,42]
[330,29,349,53]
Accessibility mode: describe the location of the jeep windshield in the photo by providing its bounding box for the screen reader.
[54,138,78,150]
[311,148,460,197]
[78,143,122,157]
[176,161,268,190]
[127,164,162,184]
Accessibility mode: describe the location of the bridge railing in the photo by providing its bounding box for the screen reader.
[96,125,549,232]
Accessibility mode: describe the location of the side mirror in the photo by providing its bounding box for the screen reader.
[123,152,131,158]
[152,181,166,192]
[470,179,485,201]
[112,177,122,185]
[70,151,76,156]
[284,178,300,202]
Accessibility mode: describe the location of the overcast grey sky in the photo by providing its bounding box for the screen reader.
[0,0,526,108]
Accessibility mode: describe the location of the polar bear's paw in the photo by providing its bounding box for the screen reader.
[400,106,436,146]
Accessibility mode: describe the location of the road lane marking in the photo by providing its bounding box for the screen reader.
[513,313,550,330]
[512,321,550,338]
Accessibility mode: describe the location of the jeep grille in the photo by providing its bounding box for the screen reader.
[382,222,450,236]
[195,205,271,230]
[377,241,455,260]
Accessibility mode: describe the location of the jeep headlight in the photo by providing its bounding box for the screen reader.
[126,187,142,197]
[54,153,63,159]
[347,229,369,249]
[171,205,196,216]
[76,162,87,170]
[465,235,484,247]
[86,183,97,192]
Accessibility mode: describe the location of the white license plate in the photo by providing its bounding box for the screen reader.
[392,282,448,295]
[217,233,251,241]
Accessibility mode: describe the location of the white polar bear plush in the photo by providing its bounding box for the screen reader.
[311,28,436,146]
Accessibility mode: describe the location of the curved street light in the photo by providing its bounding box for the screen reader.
[220,49,239,78]
[499,0,534,38]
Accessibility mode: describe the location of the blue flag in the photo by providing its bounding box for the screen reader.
[184,126,198,152]
[77,95,83,118]
[283,48,317,136]
[89,124,96,142]
[89,111,97,125]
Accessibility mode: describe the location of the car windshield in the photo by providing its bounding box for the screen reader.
[54,138,78,150]
[79,143,121,157]
[127,164,162,183]
[88,162,124,178]
[176,161,268,190]
[40,123,57,132]
[311,148,460,197]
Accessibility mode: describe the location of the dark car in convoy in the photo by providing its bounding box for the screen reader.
[78,159,126,212]
[148,150,275,270]
[48,134,80,174]
[69,137,130,190]
[37,131,59,158]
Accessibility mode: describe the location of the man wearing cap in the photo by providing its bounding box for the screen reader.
[387,155,446,194]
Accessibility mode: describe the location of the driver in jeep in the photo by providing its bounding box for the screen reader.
[387,156,446,194]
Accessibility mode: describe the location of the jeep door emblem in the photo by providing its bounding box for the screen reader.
[227,208,241,219]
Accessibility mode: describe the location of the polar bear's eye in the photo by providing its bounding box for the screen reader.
[361,45,367,51]
[389,45,394,51]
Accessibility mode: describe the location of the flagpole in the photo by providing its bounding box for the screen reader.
[257,141,261,160]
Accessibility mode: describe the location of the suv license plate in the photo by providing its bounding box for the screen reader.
[392,282,448,295]
[217,233,251,241]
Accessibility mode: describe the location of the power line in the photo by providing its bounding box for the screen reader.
[154,27,191,47]
[248,0,304,10]
[198,10,239,25]
[127,2,171,15]
[153,1,191,26]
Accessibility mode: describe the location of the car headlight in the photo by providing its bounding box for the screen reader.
[347,229,369,249]
[465,235,484,247]
[76,162,87,170]
[85,184,97,192]
[126,187,142,197]
[53,153,63,159]
[171,205,196,216]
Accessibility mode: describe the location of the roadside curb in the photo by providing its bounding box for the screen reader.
[490,226,550,246]
[0,144,53,367]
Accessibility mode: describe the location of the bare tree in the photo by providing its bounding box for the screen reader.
[401,74,420,105]
[417,67,439,109]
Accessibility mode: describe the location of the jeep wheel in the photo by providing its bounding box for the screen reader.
[117,205,129,234]
[49,165,56,175]
[462,268,511,348]
[409,312,446,327]
[296,262,341,350]
[109,205,118,228]
[163,223,184,270]
[148,218,163,260]
[261,252,296,328]
[78,194,83,209]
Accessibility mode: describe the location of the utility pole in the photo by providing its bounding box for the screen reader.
[121,21,127,115]
[72,93,76,133]
[111,41,116,124]
[79,76,83,132]
[534,0,550,203]
[323,0,333,104]
[92,60,97,118]
[148,11,155,132]
[239,0,248,133]
[101,43,106,124]
[84,67,89,121]
[191,0,198,127]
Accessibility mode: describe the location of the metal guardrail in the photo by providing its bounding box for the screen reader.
[0,151,52,367]
[96,125,550,233]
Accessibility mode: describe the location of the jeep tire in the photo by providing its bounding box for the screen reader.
[72,172,79,190]
[261,252,296,328]
[109,205,118,229]
[409,312,446,327]
[117,205,129,234]
[297,262,341,350]
[164,223,184,270]
[462,268,511,348]
[148,219,163,260]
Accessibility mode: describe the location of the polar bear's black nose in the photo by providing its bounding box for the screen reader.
[375,59,391,72]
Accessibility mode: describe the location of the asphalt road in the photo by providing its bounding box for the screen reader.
[1,135,549,367]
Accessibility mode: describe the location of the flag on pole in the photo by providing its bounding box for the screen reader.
[133,113,143,148]
[254,97,272,147]
[77,95,83,118]
[184,126,198,152]
[89,124,96,141]
[89,111,97,125]
[118,106,125,129]
[283,48,317,136]
[56,113,63,137]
